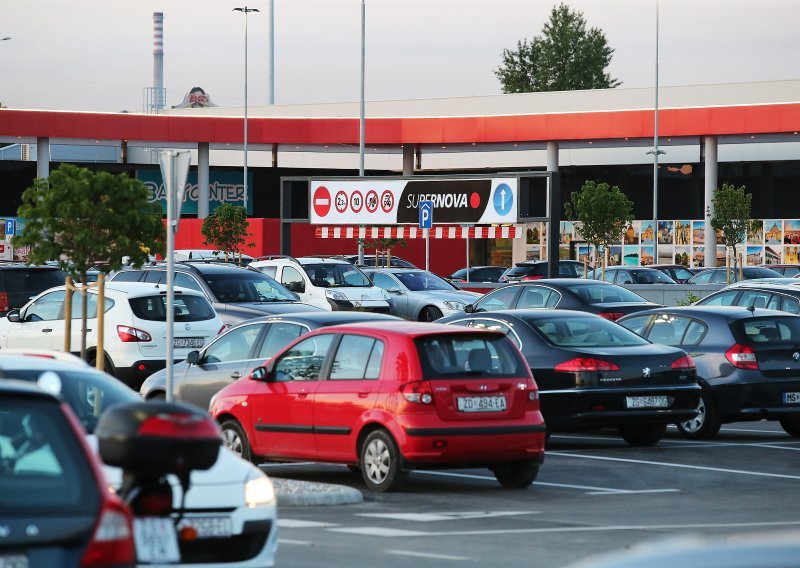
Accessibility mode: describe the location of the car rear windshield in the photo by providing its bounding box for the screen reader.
[129,294,216,322]
[415,334,526,378]
[632,270,676,284]
[731,317,800,345]
[505,264,543,277]
[0,397,99,514]
[526,316,650,347]
[205,273,297,302]
[571,283,648,304]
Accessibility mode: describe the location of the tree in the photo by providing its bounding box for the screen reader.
[709,183,755,282]
[200,204,254,264]
[564,180,633,277]
[360,237,407,267]
[495,3,621,93]
[14,164,165,359]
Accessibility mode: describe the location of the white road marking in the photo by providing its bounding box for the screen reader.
[358,512,536,522]
[386,550,468,561]
[278,519,338,529]
[328,527,428,537]
[279,539,312,546]
[587,489,680,495]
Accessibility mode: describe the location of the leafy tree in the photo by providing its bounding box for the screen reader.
[15,164,165,359]
[360,237,407,267]
[709,183,755,282]
[495,3,621,93]
[564,180,633,277]
[201,203,254,264]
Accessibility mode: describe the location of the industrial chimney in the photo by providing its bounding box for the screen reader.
[153,12,164,110]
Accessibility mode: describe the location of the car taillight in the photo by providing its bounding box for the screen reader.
[116,325,152,342]
[554,357,620,372]
[598,311,625,321]
[671,355,695,369]
[401,380,433,404]
[521,275,545,281]
[726,344,759,370]
[0,292,7,313]
[79,500,135,567]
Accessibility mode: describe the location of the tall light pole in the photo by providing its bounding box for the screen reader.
[647,0,665,264]
[357,0,366,264]
[268,1,274,105]
[234,7,259,215]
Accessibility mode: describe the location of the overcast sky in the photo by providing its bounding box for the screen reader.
[2,0,798,112]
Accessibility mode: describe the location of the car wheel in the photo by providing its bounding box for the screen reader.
[676,387,721,439]
[779,416,800,437]
[221,419,255,463]
[88,353,115,376]
[148,392,166,402]
[619,423,666,446]
[491,461,539,489]
[360,430,407,492]
[419,306,443,322]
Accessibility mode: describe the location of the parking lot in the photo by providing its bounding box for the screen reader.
[271,422,800,567]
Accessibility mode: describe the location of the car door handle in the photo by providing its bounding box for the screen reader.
[358,392,369,398]
[297,390,309,399]
[230,372,242,379]
[42,328,52,333]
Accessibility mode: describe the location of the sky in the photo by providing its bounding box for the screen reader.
[2,0,798,112]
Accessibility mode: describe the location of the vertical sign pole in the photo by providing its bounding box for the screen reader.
[425,228,430,272]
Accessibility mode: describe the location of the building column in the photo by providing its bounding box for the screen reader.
[197,143,210,219]
[36,137,50,179]
[402,144,414,176]
[546,141,561,276]
[704,136,717,267]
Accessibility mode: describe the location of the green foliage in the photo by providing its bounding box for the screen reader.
[495,3,620,93]
[564,180,634,253]
[15,164,165,283]
[708,183,755,254]
[677,292,701,307]
[359,238,407,267]
[201,204,253,263]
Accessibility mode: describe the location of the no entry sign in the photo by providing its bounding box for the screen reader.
[312,186,331,218]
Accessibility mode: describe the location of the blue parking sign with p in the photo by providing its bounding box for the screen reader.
[5,219,15,236]
[419,201,433,229]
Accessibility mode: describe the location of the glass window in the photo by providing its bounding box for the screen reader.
[648,314,692,347]
[618,314,652,336]
[302,263,371,288]
[206,272,296,303]
[258,266,277,278]
[204,324,264,363]
[711,270,730,284]
[571,283,647,304]
[615,271,634,284]
[469,318,522,349]
[415,334,525,378]
[529,316,649,348]
[683,320,707,346]
[128,294,214,322]
[691,271,713,284]
[517,286,550,309]
[474,286,520,312]
[143,270,164,284]
[371,272,400,291]
[330,335,383,380]
[280,266,305,294]
[738,290,774,310]
[273,334,334,382]
[110,270,144,283]
[560,263,581,277]
[365,341,384,379]
[175,272,203,292]
[395,271,456,291]
[632,270,675,284]
[69,293,113,319]
[24,290,65,321]
[450,269,467,280]
[733,317,800,344]
[673,267,695,280]
[781,296,800,314]
[698,290,739,306]
[257,322,306,359]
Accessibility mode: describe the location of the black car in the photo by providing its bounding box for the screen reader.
[695,282,800,314]
[448,266,509,283]
[586,266,678,285]
[760,264,800,277]
[108,261,322,325]
[618,306,800,439]
[438,309,700,445]
[688,266,783,284]
[649,264,698,283]
[0,263,66,316]
[499,260,585,282]
[466,279,661,321]
[140,310,402,409]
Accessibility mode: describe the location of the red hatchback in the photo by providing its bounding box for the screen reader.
[209,321,546,491]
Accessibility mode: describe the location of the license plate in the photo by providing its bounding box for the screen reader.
[0,554,28,568]
[173,337,204,349]
[457,395,506,412]
[176,516,233,538]
[134,517,181,564]
[783,392,800,404]
[626,396,670,409]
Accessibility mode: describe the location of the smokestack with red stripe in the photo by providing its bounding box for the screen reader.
[153,12,164,110]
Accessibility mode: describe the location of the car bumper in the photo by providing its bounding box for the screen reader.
[115,359,182,391]
[326,298,391,313]
[710,375,800,421]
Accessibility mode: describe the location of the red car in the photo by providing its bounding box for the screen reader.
[209,321,546,491]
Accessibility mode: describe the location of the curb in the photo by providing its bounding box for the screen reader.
[272,477,364,507]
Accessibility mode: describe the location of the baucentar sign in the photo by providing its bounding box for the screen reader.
[309,178,518,225]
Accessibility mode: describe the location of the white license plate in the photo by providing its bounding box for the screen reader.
[0,554,28,568]
[783,392,800,404]
[176,516,233,538]
[134,517,181,564]
[626,396,670,409]
[457,395,506,412]
[174,337,204,349]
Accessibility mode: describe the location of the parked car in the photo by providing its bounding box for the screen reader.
[618,306,800,439]
[688,266,783,284]
[760,264,800,277]
[586,266,678,284]
[649,264,698,283]
[210,321,546,491]
[0,282,225,390]
[439,309,700,445]
[448,266,509,283]
[0,379,136,567]
[249,256,391,313]
[336,254,419,269]
[108,260,322,325]
[0,262,67,316]
[364,268,480,321]
[694,282,800,314]
[499,260,585,282]
[174,249,255,265]
[465,279,661,321]
[140,310,402,409]
[0,354,279,566]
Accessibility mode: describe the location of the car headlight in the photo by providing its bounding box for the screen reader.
[443,301,467,311]
[244,472,276,508]
[325,289,347,301]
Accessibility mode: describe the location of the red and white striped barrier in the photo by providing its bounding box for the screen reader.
[314,225,524,239]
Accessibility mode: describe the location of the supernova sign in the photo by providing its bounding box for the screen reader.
[309,178,518,225]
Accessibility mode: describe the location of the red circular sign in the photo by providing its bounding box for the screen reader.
[470,192,481,209]
[380,190,394,213]
[350,190,364,213]
[334,191,348,214]
[365,190,379,213]
[313,186,331,217]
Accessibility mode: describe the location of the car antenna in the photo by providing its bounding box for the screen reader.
[747,303,755,315]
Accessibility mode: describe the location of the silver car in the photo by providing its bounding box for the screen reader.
[364,268,481,321]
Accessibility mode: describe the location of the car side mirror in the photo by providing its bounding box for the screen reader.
[250,359,276,382]
[464,304,475,314]
[5,309,20,322]
[387,287,403,295]
[287,281,305,293]
[187,350,201,365]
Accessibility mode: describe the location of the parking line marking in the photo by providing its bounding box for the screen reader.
[386,550,468,561]
[279,539,313,546]
[550,452,800,480]
[358,512,537,522]
[278,519,339,528]
[587,489,679,495]
[414,470,659,494]
[329,527,428,537]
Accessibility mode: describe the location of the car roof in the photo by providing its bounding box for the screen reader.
[516,260,581,266]
[297,257,352,265]
[619,305,789,321]
[0,353,108,372]
[236,310,401,326]
[502,278,614,286]
[309,320,506,339]
[453,308,604,321]
[103,281,205,297]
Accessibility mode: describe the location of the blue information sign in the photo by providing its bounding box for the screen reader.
[5,219,15,236]
[419,200,433,229]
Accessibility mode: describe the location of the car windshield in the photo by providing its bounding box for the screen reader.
[205,273,298,302]
[731,317,800,345]
[570,283,649,304]
[394,271,457,291]
[303,263,371,288]
[415,334,525,378]
[526,316,650,347]
[632,270,676,284]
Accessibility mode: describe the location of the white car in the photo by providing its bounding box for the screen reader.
[250,256,392,313]
[0,353,278,567]
[0,282,226,391]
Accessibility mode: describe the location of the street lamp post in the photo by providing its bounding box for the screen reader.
[648,0,665,264]
[357,0,366,265]
[234,7,259,215]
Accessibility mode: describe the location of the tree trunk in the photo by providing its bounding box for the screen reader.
[80,273,88,361]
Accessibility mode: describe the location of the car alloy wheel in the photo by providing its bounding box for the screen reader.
[221,419,254,463]
[676,387,721,439]
[360,430,407,492]
[420,306,443,322]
